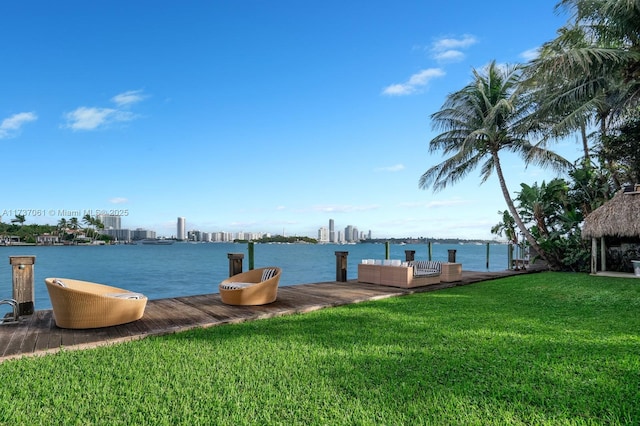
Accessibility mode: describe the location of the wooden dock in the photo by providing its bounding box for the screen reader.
[0,269,532,363]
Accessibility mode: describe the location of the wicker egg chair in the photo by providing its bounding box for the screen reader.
[219,267,281,306]
[45,278,147,329]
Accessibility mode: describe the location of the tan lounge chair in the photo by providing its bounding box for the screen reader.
[219,267,281,305]
[45,278,147,329]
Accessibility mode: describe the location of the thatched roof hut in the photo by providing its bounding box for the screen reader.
[583,189,640,274]
[583,190,640,238]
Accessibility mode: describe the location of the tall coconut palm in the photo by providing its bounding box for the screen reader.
[57,218,68,240]
[68,217,80,243]
[527,0,640,180]
[11,214,26,226]
[82,214,96,241]
[553,0,640,105]
[419,61,570,264]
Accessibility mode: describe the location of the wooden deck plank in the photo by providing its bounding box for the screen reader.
[0,325,25,358]
[0,268,540,363]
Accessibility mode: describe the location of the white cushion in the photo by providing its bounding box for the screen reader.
[220,282,255,290]
[106,292,145,299]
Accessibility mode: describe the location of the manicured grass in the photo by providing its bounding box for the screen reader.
[1,272,638,425]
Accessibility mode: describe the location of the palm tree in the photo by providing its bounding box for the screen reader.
[81,214,104,242]
[419,61,570,263]
[526,0,640,185]
[516,179,569,240]
[68,217,80,243]
[57,218,68,240]
[11,214,26,226]
[491,210,518,245]
[82,214,96,241]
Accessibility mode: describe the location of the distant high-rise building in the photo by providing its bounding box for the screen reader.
[97,214,121,230]
[318,227,329,242]
[132,228,156,240]
[102,228,131,242]
[345,225,354,242]
[177,217,186,241]
[329,219,335,243]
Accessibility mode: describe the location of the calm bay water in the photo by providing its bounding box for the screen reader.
[0,242,510,310]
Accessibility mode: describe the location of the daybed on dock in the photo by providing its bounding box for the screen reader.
[45,278,147,329]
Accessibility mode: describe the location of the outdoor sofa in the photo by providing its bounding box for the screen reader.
[358,260,442,288]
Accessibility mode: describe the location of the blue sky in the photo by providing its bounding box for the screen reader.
[1,1,576,240]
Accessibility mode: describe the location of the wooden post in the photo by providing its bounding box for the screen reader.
[447,249,457,263]
[404,250,415,262]
[590,238,597,274]
[335,251,348,282]
[600,237,606,272]
[248,242,255,271]
[10,255,35,316]
[227,253,244,277]
[428,242,432,261]
[385,242,390,260]
[486,243,490,270]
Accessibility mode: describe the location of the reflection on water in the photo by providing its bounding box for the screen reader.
[0,242,510,310]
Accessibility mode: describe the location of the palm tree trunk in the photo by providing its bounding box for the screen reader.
[580,122,590,167]
[492,152,547,262]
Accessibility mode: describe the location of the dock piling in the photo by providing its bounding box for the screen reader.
[9,256,35,316]
[227,253,244,277]
[335,251,348,282]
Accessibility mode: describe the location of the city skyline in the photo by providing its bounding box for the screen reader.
[1,2,577,240]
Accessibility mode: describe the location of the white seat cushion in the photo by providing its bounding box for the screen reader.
[220,282,256,290]
[106,292,145,299]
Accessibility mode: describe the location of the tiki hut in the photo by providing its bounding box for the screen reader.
[582,188,640,274]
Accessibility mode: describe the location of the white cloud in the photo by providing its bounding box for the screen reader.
[63,90,147,131]
[312,204,380,213]
[520,47,540,62]
[399,198,470,208]
[426,199,469,208]
[432,50,465,62]
[430,35,478,63]
[375,164,405,172]
[109,197,128,204]
[382,68,445,96]
[432,35,478,51]
[111,90,147,107]
[0,112,37,139]
[64,107,135,131]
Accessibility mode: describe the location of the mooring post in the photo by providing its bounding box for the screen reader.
[248,242,255,271]
[486,243,490,270]
[447,249,457,263]
[404,250,415,262]
[9,255,36,316]
[335,251,348,282]
[428,242,432,261]
[508,244,514,270]
[227,253,244,277]
[385,242,390,260]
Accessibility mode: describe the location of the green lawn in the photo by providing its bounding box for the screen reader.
[1,272,638,425]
